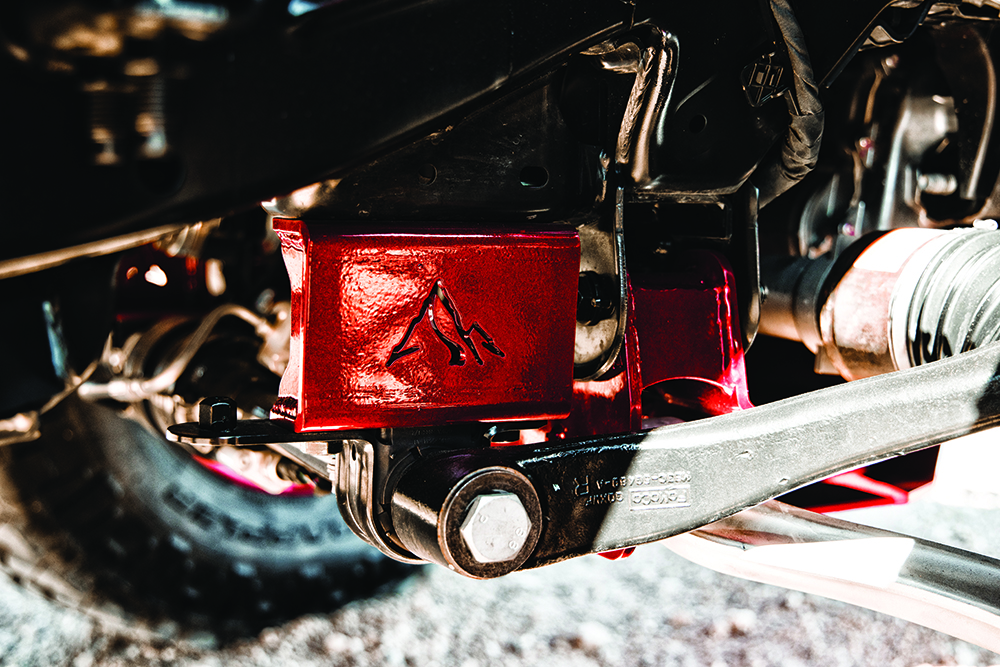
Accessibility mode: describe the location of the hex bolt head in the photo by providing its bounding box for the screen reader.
[459,492,532,563]
[199,396,237,432]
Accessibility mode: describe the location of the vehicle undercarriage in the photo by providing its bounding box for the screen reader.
[3,0,1000,651]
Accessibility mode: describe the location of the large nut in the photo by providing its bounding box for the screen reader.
[392,464,542,578]
[459,492,532,563]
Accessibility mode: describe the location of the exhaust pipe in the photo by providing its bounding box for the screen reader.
[666,500,1000,652]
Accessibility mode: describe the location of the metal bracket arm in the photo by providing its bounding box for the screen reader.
[171,343,1000,580]
[390,341,1000,573]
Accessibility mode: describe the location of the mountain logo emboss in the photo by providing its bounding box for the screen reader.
[386,281,506,368]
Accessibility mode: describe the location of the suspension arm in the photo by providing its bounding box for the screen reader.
[171,341,1000,578]
[387,341,1000,577]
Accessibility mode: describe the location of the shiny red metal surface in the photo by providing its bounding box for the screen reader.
[268,222,926,513]
[272,220,580,431]
[550,250,749,443]
[549,321,643,441]
[782,447,939,514]
[598,547,636,560]
[632,250,752,415]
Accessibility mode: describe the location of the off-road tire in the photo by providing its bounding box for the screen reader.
[0,395,414,637]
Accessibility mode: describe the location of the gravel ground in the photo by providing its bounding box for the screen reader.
[3,434,1000,667]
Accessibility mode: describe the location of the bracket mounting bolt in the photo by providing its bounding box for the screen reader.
[459,492,532,563]
[199,396,237,433]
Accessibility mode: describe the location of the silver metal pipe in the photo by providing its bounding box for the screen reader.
[79,303,268,402]
[758,254,830,352]
[666,500,1000,652]
[0,223,188,280]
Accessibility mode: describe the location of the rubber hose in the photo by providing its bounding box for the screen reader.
[755,0,825,208]
[906,229,1000,366]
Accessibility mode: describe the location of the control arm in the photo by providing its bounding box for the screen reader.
[170,341,1000,578]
